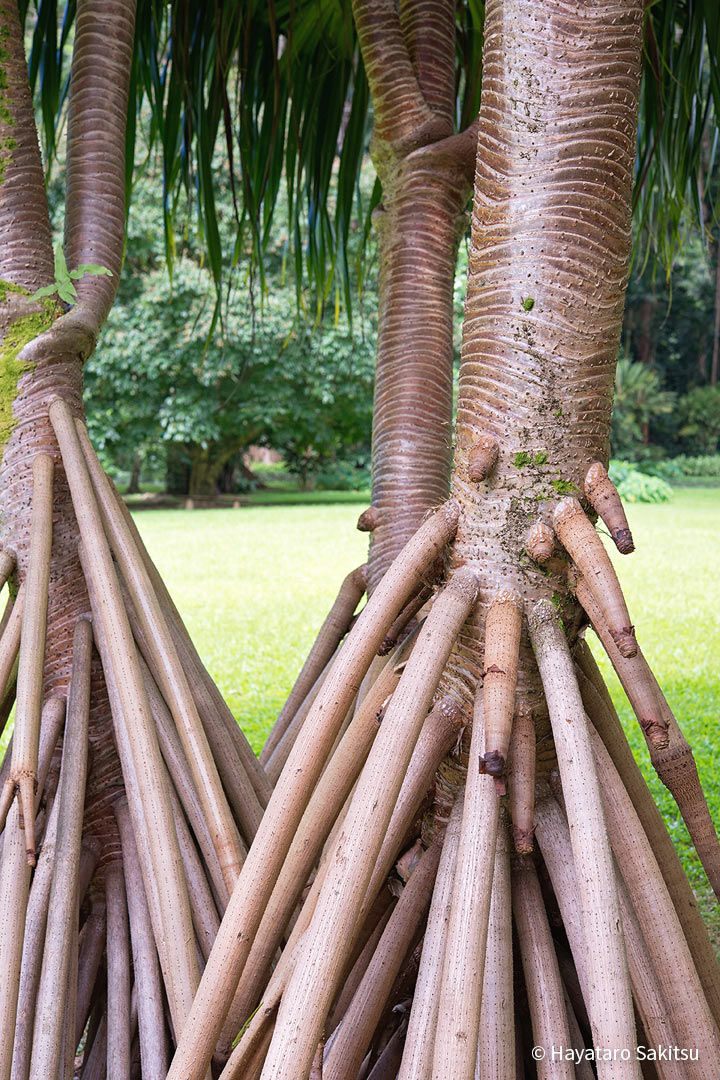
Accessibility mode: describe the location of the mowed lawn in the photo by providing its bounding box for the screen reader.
[135,487,720,927]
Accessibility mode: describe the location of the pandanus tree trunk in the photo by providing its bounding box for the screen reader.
[167,2,720,1078]
[0,1,271,1073]
[261,0,477,765]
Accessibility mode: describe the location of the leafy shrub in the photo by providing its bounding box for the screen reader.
[679,386,720,455]
[314,457,371,492]
[610,359,676,458]
[608,460,673,502]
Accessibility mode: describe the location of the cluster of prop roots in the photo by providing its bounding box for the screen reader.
[0,404,719,1080]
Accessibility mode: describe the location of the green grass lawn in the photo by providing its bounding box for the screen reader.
[134,487,720,930]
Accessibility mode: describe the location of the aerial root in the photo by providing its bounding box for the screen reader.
[52,395,201,1035]
[575,639,720,1027]
[260,561,368,765]
[554,496,637,658]
[589,726,720,1069]
[264,649,339,786]
[105,858,132,1079]
[0,454,53,862]
[77,418,246,891]
[584,461,634,554]
[512,854,573,1080]
[476,814,513,1080]
[257,564,478,1080]
[216,641,412,1053]
[478,591,522,790]
[323,841,442,1080]
[507,701,535,854]
[75,877,106,1053]
[575,577,668,749]
[378,582,434,656]
[26,618,91,1079]
[167,500,461,1080]
[431,690,499,1079]
[398,797,462,1080]
[528,600,638,1078]
[576,583,720,899]
[115,797,169,1080]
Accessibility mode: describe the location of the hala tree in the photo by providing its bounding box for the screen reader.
[164,1,720,1078]
[1,2,720,1080]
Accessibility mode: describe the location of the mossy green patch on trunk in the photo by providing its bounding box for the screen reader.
[0,280,57,450]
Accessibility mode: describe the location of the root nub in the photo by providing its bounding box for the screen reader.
[467,435,499,482]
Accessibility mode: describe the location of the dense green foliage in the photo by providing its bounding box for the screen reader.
[82,169,376,495]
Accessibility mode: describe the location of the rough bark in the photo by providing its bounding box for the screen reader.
[352,0,478,591]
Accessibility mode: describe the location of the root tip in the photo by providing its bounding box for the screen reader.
[468,436,500,482]
[512,826,534,855]
[356,507,380,532]
[479,749,505,779]
[613,528,635,554]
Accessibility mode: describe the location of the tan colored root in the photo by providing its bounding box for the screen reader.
[512,855,573,1080]
[575,640,720,1026]
[526,521,555,565]
[467,435,499,482]
[169,787,221,962]
[533,796,590,1002]
[507,702,535,854]
[575,580,667,749]
[590,727,720,1072]
[379,584,433,655]
[0,585,23,729]
[78,420,245,892]
[115,798,168,1080]
[260,563,367,765]
[105,861,132,1080]
[27,620,91,1080]
[11,793,60,1080]
[479,592,522,787]
[432,693,499,1079]
[74,880,105,1049]
[218,650,406,1051]
[398,797,463,1080]
[577,586,720,897]
[0,455,54,862]
[109,475,270,810]
[554,497,636,657]
[142,659,231,910]
[327,898,395,1037]
[168,500,461,1080]
[264,651,336,786]
[477,814,514,1080]
[260,563,478,1080]
[0,805,33,1080]
[585,462,634,554]
[562,987,594,1080]
[367,1022,407,1080]
[57,399,200,1039]
[59,891,79,1080]
[363,695,463,909]
[528,600,638,1079]
[324,842,441,1080]
[615,877,685,1080]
